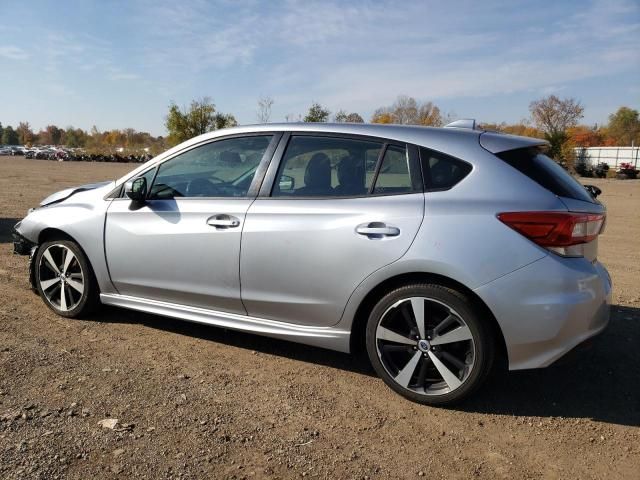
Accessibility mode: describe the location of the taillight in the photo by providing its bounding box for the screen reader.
[497,211,605,257]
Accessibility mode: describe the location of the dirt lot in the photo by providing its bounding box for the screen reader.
[0,156,638,479]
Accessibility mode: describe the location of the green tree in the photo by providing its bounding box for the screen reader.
[607,106,640,146]
[63,127,87,148]
[0,122,3,142]
[1,125,19,145]
[334,110,364,123]
[213,112,237,130]
[165,97,235,146]
[303,102,330,123]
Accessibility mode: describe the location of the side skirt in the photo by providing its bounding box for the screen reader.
[99,293,351,353]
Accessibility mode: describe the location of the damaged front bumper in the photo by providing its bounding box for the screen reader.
[13,226,38,291]
[13,226,35,255]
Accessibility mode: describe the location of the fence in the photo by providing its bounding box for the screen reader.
[575,146,640,168]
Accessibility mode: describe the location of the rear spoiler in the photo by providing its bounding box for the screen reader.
[479,131,549,154]
[444,119,549,154]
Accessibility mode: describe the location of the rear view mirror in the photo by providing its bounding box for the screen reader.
[125,177,147,202]
[279,175,295,192]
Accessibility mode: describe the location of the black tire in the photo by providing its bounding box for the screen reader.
[365,283,494,406]
[34,239,99,318]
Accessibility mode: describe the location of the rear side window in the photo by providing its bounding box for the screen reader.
[420,147,472,191]
[272,135,417,197]
[497,147,594,203]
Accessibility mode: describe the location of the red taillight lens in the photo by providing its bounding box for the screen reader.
[497,211,605,247]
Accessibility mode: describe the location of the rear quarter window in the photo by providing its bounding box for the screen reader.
[420,147,472,191]
[496,147,595,203]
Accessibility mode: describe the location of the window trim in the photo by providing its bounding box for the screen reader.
[259,132,423,200]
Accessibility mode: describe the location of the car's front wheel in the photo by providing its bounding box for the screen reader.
[35,239,98,318]
[366,283,494,405]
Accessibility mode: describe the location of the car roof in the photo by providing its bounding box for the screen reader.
[164,122,547,158]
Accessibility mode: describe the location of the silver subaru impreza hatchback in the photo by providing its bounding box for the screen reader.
[13,122,611,405]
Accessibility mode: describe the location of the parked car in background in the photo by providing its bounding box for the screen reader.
[13,122,611,405]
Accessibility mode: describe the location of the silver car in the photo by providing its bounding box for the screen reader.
[13,122,612,405]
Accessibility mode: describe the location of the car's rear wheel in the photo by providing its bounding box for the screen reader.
[365,283,494,405]
[35,239,98,318]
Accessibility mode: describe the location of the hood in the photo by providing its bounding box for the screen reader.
[40,181,113,207]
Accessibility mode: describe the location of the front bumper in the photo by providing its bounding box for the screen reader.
[13,227,35,255]
[475,254,612,370]
[13,227,38,291]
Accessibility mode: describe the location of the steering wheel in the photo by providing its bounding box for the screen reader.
[208,175,225,183]
[186,178,218,196]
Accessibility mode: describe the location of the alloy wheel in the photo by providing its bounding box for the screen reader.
[37,244,85,312]
[375,297,476,396]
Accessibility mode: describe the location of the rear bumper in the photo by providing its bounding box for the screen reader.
[474,254,612,370]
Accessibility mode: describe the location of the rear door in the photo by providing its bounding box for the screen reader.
[240,133,424,327]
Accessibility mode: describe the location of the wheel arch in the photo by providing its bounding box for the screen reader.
[39,227,77,244]
[349,272,508,369]
[34,228,100,292]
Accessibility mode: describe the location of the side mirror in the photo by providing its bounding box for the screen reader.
[125,177,147,202]
[278,174,295,192]
[584,184,602,198]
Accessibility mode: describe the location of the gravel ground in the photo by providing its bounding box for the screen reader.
[0,156,639,479]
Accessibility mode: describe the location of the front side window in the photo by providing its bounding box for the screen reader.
[149,135,272,199]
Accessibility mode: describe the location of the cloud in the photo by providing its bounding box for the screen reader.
[0,45,29,60]
[110,71,141,81]
[255,0,640,118]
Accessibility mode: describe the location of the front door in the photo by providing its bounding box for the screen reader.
[240,134,424,326]
[105,134,277,314]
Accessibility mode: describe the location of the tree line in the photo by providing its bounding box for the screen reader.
[2,95,638,165]
[0,122,166,155]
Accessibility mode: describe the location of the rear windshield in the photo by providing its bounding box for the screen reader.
[496,147,595,203]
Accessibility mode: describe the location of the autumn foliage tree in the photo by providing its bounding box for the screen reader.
[529,95,584,163]
[607,106,640,146]
[371,95,443,126]
[16,122,35,145]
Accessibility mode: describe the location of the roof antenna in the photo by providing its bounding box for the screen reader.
[444,119,476,130]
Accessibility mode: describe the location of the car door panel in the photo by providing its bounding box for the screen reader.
[105,198,252,313]
[240,194,424,327]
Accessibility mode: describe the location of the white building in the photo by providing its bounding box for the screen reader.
[575,146,640,168]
